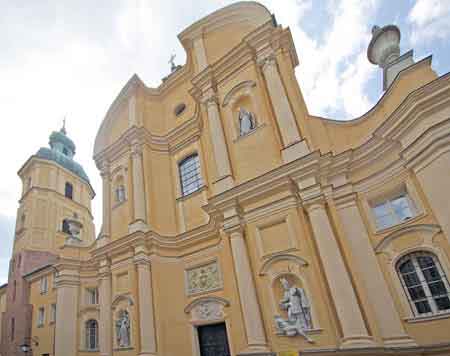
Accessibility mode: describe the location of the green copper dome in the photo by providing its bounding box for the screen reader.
[36,126,90,183]
[49,130,76,154]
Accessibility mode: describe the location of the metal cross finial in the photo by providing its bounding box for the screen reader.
[169,54,176,72]
[61,116,67,134]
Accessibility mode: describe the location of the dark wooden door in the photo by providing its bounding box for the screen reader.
[197,323,231,356]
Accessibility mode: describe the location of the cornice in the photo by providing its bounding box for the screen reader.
[90,217,222,260]
[402,118,450,172]
[375,73,450,141]
[94,103,202,166]
[190,22,295,101]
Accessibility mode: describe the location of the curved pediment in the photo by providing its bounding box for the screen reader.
[374,224,441,253]
[111,293,135,310]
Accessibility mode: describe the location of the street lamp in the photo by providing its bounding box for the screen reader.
[19,342,31,354]
[19,337,38,355]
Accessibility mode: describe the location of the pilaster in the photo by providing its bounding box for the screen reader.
[258,54,309,163]
[54,266,80,356]
[129,141,149,233]
[335,192,416,347]
[304,196,375,349]
[99,161,111,244]
[202,92,234,194]
[224,209,269,355]
[134,245,157,356]
[99,259,113,356]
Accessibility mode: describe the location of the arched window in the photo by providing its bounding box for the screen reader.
[397,252,450,316]
[85,319,98,350]
[179,154,203,196]
[62,219,70,234]
[65,182,73,199]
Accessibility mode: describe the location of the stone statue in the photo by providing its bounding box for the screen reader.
[238,107,256,136]
[116,310,130,347]
[274,278,314,343]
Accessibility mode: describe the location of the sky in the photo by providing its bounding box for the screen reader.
[1,0,449,285]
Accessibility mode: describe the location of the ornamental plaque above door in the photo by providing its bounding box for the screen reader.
[186,260,222,296]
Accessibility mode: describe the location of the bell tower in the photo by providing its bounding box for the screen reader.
[1,124,95,356]
[14,123,95,254]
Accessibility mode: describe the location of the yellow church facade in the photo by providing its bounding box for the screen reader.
[2,2,450,356]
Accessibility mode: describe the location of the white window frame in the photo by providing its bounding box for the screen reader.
[85,319,99,350]
[86,288,99,305]
[50,304,56,323]
[40,276,48,295]
[37,307,45,327]
[397,252,450,317]
[115,184,126,203]
[365,180,424,232]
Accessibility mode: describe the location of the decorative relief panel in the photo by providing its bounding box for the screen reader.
[186,261,222,296]
[192,301,224,321]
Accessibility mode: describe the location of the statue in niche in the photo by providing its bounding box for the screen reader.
[238,107,256,136]
[274,277,314,343]
[116,310,130,347]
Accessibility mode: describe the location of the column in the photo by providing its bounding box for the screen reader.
[306,199,374,348]
[99,260,112,356]
[228,228,269,355]
[204,95,234,193]
[129,141,148,233]
[336,195,415,347]
[54,269,79,356]
[134,251,157,355]
[260,56,309,163]
[100,162,111,242]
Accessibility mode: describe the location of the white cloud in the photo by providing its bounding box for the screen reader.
[263,0,378,118]
[408,0,450,44]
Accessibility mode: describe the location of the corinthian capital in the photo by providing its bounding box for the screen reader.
[100,161,110,178]
[258,54,277,73]
[202,94,219,108]
[130,141,143,158]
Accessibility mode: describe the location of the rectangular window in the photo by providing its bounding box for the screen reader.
[50,304,57,323]
[86,288,99,305]
[40,276,48,294]
[37,307,45,327]
[371,191,415,230]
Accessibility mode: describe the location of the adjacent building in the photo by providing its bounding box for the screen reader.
[1,2,450,356]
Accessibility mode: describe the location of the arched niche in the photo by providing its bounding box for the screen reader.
[112,294,135,350]
[221,80,264,140]
[258,254,321,333]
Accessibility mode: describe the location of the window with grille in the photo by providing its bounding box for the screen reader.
[37,307,45,327]
[371,192,415,230]
[179,154,203,196]
[397,252,450,316]
[85,319,99,350]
